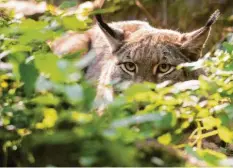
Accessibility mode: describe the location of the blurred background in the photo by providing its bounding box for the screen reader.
[45,0,233,53]
[3,0,233,53]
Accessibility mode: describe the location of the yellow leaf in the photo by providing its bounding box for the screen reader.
[72,112,92,124]
[1,81,8,88]
[0,75,9,80]
[47,4,57,15]
[157,133,172,145]
[202,116,221,130]
[197,148,226,160]
[17,129,31,136]
[36,108,58,129]
[218,126,233,143]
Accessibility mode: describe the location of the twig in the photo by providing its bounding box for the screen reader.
[135,0,157,25]
[162,0,167,27]
[93,0,106,9]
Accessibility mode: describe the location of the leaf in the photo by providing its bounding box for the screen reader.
[19,19,47,31]
[10,44,32,53]
[64,84,83,103]
[218,126,233,143]
[59,0,77,9]
[34,53,62,82]
[72,112,93,124]
[224,104,233,120]
[34,53,78,82]
[185,145,201,160]
[61,16,88,30]
[36,108,58,129]
[19,62,39,96]
[9,52,27,81]
[124,83,151,98]
[111,111,176,129]
[217,113,230,127]
[224,61,233,71]
[197,149,226,166]
[222,42,233,53]
[157,133,172,145]
[19,30,56,45]
[31,94,60,106]
[202,116,221,130]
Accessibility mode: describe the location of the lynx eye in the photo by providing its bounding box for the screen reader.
[119,62,137,74]
[124,62,136,72]
[158,64,172,73]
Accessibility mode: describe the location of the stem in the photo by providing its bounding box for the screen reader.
[197,121,202,148]
[135,0,157,25]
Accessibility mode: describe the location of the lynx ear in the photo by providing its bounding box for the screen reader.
[95,14,124,52]
[180,10,220,61]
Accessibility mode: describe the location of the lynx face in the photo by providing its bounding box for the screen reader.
[94,11,219,90]
[112,32,195,85]
[91,11,219,114]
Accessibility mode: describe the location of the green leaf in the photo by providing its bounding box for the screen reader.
[185,146,201,160]
[111,111,176,129]
[34,53,62,82]
[22,131,79,146]
[124,83,151,98]
[19,19,48,31]
[34,53,78,82]
[59,0,77,9]
[19,62,39,96]
[10,44,32,53]
[19,30,56,44]
[222,42,233,53]
[31,94,60,106]
[9,52,27,81]
[224,104,233,120]
[61,16,88,30]
[64,84,83,103]
[197,149,226,166]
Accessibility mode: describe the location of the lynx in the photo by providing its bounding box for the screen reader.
[52,10,220,113]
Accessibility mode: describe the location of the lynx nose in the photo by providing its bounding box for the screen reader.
[134,76,154,83]
[134,76,144,83]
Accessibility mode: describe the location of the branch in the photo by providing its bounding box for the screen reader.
[93,0,106,9]
[135,0,158,25]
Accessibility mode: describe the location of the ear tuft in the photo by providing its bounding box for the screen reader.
[95,14,118,39]
[205,9,220,28]
[95,14,124,52]
[180,10,220,61]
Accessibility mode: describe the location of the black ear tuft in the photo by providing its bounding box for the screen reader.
[95,14,118,39]
[205,10,220,28]
[95,14,124,52]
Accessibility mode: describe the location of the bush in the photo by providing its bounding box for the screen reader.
[0,1,232,167]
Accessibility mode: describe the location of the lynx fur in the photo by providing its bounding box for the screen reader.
[52,10,220,114]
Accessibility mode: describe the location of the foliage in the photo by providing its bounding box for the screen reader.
[0,0,233,167]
